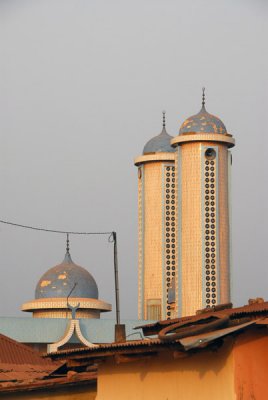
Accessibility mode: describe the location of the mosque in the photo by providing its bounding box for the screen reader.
[0,90,236,351]
[135,90,235,321]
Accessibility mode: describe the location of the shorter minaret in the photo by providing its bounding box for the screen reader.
[171,89,235,317]
[135,113,176,320]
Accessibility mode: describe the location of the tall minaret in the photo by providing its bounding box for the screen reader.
[171,90,235,317]
[134,112,176,320]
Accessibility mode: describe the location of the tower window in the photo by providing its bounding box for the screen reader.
[205,148,216,160]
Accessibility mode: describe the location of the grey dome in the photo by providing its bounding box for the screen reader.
[35,253,99,300]
[179,105,227,135]
[143,127,175,154]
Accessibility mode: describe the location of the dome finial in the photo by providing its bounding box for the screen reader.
[63,233,73,263]
[202,87,206,108]
[66,233,70,254]
[162,110,166,128]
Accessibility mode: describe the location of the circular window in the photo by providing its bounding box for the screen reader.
[205,148,216,160]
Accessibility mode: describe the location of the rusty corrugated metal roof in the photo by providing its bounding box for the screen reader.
[137,301,268,335]
[0,333,57,366]
[47,319,268,359]
[179,320,256,350]
[46,338,162,357]
[46,302,268,359]
[0,371,96,394]
[0,363,56,383]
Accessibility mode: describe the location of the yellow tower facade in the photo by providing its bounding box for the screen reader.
[171,94,235,316]
[134,113,176,320]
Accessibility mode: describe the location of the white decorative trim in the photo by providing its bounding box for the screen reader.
[47,319,98,353]
[21,297,111,312]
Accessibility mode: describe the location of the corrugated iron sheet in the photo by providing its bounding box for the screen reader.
[0,333,57,366]
[47,338,162,356]
[47,302,268,358]
[0,363,55,382]
[137,301,268,335]
[179,321,257,350]
[0,371,96,393]
[48,321,263,357]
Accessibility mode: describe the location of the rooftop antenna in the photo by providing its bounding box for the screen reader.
[109,231,126,342]
[202,87,206,108]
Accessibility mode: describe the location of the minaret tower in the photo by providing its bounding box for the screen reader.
[134,112,176,320]
[171,89,235,317]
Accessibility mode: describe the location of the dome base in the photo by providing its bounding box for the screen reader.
[21,297,112,319]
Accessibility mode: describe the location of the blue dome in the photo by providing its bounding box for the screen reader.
[179,105,227,135]
[143,127,175,154]
[35,253,99,300]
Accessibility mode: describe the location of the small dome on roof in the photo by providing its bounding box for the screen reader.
[143,112,175,154]
[35,252,98,300]
[179,90,227,135]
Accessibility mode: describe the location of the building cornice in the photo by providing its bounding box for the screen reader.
[134,152,175,166]
[171,134,235,148]
[21,297,112,312]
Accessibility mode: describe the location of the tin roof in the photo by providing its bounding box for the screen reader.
[0,371,96,394]
[46,301,268,359]
[0,363,57,382]
[0,333,60,386]
[138,301,268,335]
[0,333,56,365]
[47,319,265,360]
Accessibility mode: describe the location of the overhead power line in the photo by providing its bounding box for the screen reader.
[0,218,122,334]
[0,219,113,236]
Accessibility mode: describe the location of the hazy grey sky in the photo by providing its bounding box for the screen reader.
[0,0,267,319]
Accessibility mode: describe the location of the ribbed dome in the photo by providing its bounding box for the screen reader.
[35,252,98,300]
[179,105,227,135]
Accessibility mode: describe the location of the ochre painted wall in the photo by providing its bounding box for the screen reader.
[234,329,268,400]
[2,385,96,400]
[97,341,235,400]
